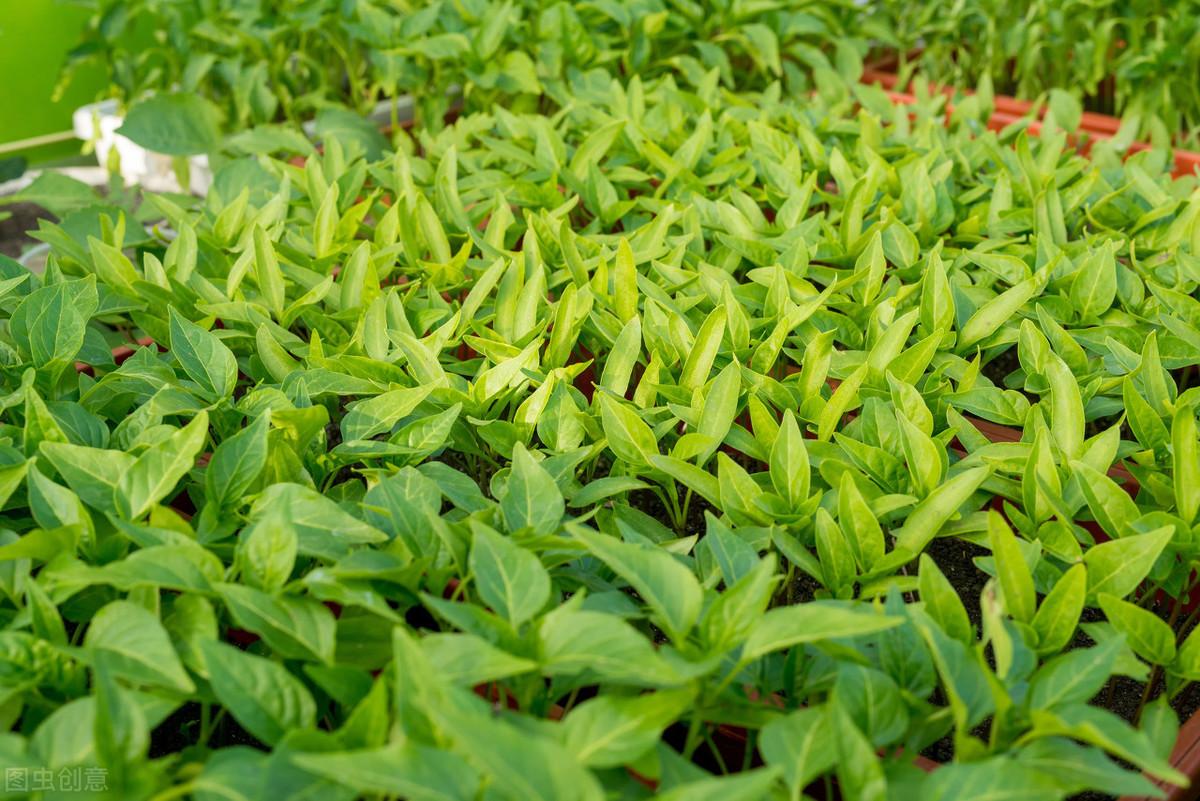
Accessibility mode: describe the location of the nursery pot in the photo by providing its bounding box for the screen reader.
[72,100,213,195]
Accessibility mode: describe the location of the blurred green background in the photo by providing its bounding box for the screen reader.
[0,1,105,165]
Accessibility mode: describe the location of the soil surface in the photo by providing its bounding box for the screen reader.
[981,347,1022,388]
[0,202,51,260]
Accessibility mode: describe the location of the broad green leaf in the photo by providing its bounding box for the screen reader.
[573,528,702,641]
[294,742,480,801]
[500,444,564,536]
[1173,403,1200,524]
[1028,638,1123,710]
[743,602,900,660]
[563,688,695,768]
[469,525,550,628]
[893,467,991,553]
[206,413,269,507]
[1098,593,1176,665]
[1031,564,1086,655]
[988,511,1035,623]
[39,441,133,516]
[169,308,238,401]
[421,632,537,687]
[770,410,810,510]
[919,554,973,642]
[201,640,316,746]
[679,305,726,390]
[598,395,659,466]
[216,583,337,664]
[1083,526,1173,601]
[118,93,222,156]
[84,600,194,693]
[117,411,208,519]
[539,607,680,686]
[760,707,835,796]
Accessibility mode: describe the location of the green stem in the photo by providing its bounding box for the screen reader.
[702,729,729,774]
[681,488,694,531]
[682,710,706,759]
[148,782,197,801]
[198,703,211,746]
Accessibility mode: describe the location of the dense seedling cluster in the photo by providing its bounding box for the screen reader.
[4,71,1200,799]
[869,0,1200,147]
[63,0,1200,152]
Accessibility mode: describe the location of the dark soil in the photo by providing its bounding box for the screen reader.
[0,202,51,260]
[981,347,1022,388]
[627,486,714,538]
[923,536,991,630]
[149,700,264,757]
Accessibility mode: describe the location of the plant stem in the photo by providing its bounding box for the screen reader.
[1136,665,1161,724]
[681,488,694,531]
[682,710,706,759]
[198,703,211,746]
[703,729,729,774]
[148,782,197,801]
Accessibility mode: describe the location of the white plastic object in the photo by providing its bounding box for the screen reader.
[72,100,212,195]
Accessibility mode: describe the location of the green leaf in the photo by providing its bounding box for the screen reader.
[919,554,973,642]
[500,444,564,536]
[599,316,642,396]
[424,685,603,801]
[216,583,336,663]
[1173,403,1200,524]
[654,769,782,801]
[770,410,810,510]
[169,308,238,401]
[252,226,286,318]
[742,602,901,660]
[1031,563,1086,655]
[539,607,680,686]
[834,663,908,747]
[696,362,741,463]
[573,528,702,642]
[563,688,695,768]
[469,525,550,628]
[921,757,1061,801]
[893,467,991,553]
[1174,624,1200,680]
[84,600,194,693]
[116,411,208,519]
[598,395,659,466]
[201,639,316,746]
[839,472,884,571]
[679,305,726,390]
[959,273,1041,350]
[760,707,835,796]
[988,511,1036,623]
[10,279,97,372]
[421,633,537,687]
[1016,737,1161,798]
[39,441,133,516]
[1083,526,1173,601]
[1071,460,1139,540]
[1069,243,1116,320]
[1098,593,1176,665]
[117,93,222,156]
[701,554,779,651]
[206,412,269,507]
[294,742,480,801]
[1046,356,1084,460]
[829,698,887,801]
[1028,638,1123,710]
